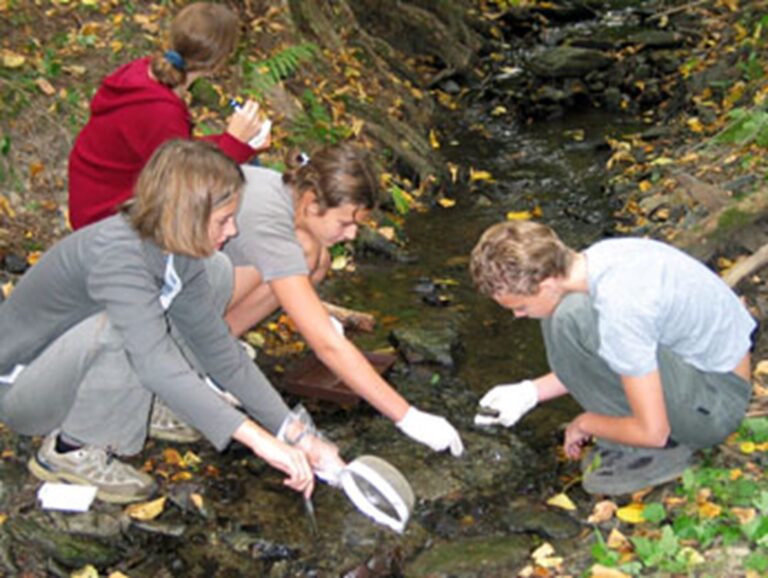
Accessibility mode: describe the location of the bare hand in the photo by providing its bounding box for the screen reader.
[564,414,592,460]
[226,99,270,150]
[234,420,315,497]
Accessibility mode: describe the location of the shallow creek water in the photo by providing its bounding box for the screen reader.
[211,108,647,575]
[0,111,646,578]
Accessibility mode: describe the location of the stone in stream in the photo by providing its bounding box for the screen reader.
[403,534,532,577]
[389,325,460,368]
[4,514,123,569]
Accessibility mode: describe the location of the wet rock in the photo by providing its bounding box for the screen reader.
[404,534,532,577]
[355,227,415,263]
[131,520,187,537]
[500,505,582,539]
[390,325,460,367]
[47,510,126,539]
[529,46,614,79]
[5,514,123,569]
[626,29,685,49]
[408,468,463,503]
[3,253,27,275]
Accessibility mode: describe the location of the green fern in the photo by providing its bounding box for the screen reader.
[241,43,318,97]
[285,89,352,147]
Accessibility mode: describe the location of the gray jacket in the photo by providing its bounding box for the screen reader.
[0,215,289,449]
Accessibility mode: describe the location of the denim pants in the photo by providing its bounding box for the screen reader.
[0,252,234,455]
[540,293,751,449]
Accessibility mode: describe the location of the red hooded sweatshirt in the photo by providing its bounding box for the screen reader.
[68,57,254,230]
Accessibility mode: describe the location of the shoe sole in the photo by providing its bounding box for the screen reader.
[148,428,202,444]
[28,456,156,505]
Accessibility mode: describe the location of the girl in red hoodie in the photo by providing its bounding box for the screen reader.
[68,2,268,230]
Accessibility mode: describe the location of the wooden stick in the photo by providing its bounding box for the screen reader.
[323,302,376,333]
[723,242,768,288]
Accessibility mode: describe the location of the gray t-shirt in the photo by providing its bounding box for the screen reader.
[585,238,755,376]
[224,166,309,281]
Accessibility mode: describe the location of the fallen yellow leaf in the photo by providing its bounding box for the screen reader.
[469,168,494,182]
[1,49,25,69]
[698,501,722,519]
[606,528,631,550]
[331,255,349,271]
[506,210,533,221]
[687,117,704,133]
[71,565,99,578]
[448,163,459,184]
[429,129,441,149]
[616,502,645,524]
[740,441,756,454]
[0,195,16,218]
[125,496,167,521]
[546,492,576,511]
[35,78,56,96]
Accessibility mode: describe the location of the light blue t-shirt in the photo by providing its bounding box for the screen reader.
[585,238,755,376]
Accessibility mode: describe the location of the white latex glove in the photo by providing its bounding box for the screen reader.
[474,380,538,427]
[396,407,464,456]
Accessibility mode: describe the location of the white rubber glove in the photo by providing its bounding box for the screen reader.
[396,407,464,456]
[474,380,538,427]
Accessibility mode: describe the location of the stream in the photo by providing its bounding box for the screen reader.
[0,110,649,578]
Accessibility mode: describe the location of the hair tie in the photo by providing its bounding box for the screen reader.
[164,50,186,72]
[298,152,311,167]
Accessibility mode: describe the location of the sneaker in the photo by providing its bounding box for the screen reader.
[28,431,157,504]
[239,339,258,360]
[581,442,694,496]
[149,398,202,443]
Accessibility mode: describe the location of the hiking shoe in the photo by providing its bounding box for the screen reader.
[28,431,157,504]
[581,442,694,496]
[149,398,202,443]
[239,339,258,361]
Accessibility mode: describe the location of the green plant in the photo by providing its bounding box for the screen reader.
[286,89,352,147]
[714,106,768,147]
[240,43,318,99]
[389,183,411,215]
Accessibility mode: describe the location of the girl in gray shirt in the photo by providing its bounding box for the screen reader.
[0,140,338,503]
[223,144,464,456]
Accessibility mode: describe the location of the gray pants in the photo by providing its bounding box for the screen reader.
[541,293,751,449]
[0,253,234,456]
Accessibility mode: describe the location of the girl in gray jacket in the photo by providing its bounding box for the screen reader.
[0,140,338,503]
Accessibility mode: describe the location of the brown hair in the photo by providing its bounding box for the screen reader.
[470,220,575,297]
[282,142,379,213]
[127,139,244,257]
[150,2,240,89]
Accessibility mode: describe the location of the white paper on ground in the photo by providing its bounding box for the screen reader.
[37,482,97,512]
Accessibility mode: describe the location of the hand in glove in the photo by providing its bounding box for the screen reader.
[396,407,464,456]
[474,380,538,427]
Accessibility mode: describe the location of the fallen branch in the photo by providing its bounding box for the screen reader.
[723,242,768,288]
[323,302,376,332]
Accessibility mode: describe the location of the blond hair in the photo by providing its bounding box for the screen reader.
[127,139,244,257]
[150,2,240,88]
[470,221,575,297]
[282,143,379,213]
